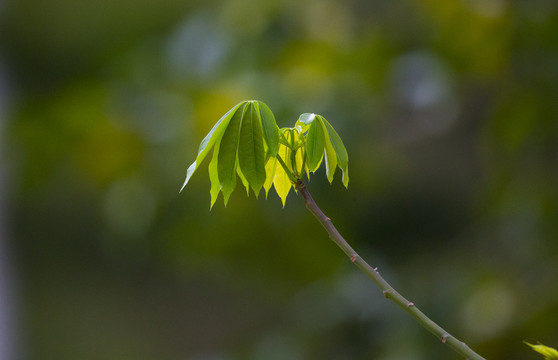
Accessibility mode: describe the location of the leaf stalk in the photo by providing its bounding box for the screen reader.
[276,155,297,184]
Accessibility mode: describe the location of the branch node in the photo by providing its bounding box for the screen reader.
[407,301,415,307]
[350,255,357,263]
[442,334,450,343]
[373,267,378,272]
[325,217,331,221]
[382,290,390,298]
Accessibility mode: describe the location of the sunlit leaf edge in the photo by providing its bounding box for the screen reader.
[180,101,244,192]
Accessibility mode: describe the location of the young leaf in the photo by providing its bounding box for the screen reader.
[525,342,558,360]
[263,157,277,198]
[208,140,221,209]
[322,120,338,183]
[321,116,349,187]
[236,157,251,196]
[218,103,245,205]
[181,101,244,192]
[238,102,266,197]
[273,132,294,206]
[305,118,325,172]
[294,146,305,177]
[257,101,280,157]
[273,157,292,207]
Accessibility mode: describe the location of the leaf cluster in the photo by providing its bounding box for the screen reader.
[181,100,349,207]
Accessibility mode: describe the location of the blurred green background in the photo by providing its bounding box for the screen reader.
[1,0,558,359]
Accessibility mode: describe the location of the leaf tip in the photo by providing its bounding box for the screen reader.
[222,192,232,207]
[209,196,218,210]
[342,169,349,188]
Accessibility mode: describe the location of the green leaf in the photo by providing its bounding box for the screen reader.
[180,101,243,192]
[238,102,266,197]
[208,140,221,209]
[321,116,349,187]
[274,166,292,207]
[264,157,277,198]
[322,120,338,183]
[526,342,558,359]
[273,133,294,206]
[218,103,245,205]
[305,117,325,172]
[294,147,304,177]
[257,101,280,157]
[236,159,251,196]
[274,150,292,207]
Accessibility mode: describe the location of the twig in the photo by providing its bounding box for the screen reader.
[295,180,485,360]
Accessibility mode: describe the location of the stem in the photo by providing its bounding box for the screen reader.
[295,180,485,360]
[276,156,297,184]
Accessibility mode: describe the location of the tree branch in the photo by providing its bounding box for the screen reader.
[295,180,485,360]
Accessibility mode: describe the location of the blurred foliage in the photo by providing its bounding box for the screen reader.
[1,0,558,359]
[526,342,558,360]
